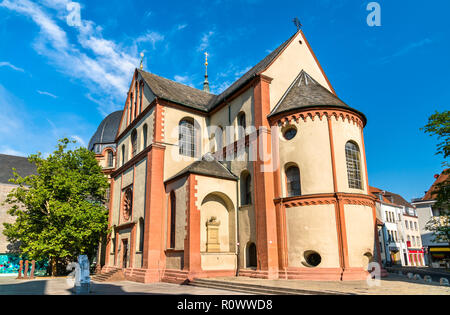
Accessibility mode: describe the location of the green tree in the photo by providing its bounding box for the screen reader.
[422,110,449,244]
[2,138,110,275]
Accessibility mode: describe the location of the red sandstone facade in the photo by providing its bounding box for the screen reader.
[94,30,380,283]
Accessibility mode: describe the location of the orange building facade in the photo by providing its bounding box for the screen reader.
[91,30,379,283]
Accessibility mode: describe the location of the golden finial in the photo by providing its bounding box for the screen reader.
[203,51,210,93]
[140,52,144,70]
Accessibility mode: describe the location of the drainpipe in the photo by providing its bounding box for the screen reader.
[235,175,240,277]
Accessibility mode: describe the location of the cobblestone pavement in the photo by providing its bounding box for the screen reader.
[211,274,450,295]
[0,277,249,295]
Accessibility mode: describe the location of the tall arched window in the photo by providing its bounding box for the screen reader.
[345,141,362,189]
[169,191,176,249]
[142,124,148,149]
[131,129,138,157]
[129,93,133,123]
[134,81,138,119]
[107,150,114,168]
[241,171,252,206]
[286,165,301,197]
[139,81,144,113]
[121,144,125,165]
[179,119,195,157]
[237,112,246,140]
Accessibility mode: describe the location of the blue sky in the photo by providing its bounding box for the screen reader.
[0,0,448,201]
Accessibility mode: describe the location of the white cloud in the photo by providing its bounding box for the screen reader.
[37,90,58,98]
[0,146,27,157]
[198,31,214,52]
[0,0,155,115]
[136,31,165,49]
[380,38,433,64]
[0,61,25,72]
[174,75,195,88]
[71,135,86,147]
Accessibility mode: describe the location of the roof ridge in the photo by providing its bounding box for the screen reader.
[138,69,217,96]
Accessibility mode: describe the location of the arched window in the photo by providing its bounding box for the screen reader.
[129,93,133,123]
[179,119,195,157]
[237,112,246,140]
[121,144,125,165]
[345,141,362,189]
[107,150,114,168]
[139,81,144,113]
[169,191,176,249]
[286,165,301,197]
[241,171,252,206]
[142,124,148,149]
[134,81,138,119]
[139,218,145,252]
[131,129,138,157]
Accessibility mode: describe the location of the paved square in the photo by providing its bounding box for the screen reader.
[0,277,248,295]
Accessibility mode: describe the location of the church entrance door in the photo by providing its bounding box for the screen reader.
[122,239,129,268]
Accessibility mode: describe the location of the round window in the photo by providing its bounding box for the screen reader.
[122,188,133,221]
[304,250,322,267]
[282,126,297,140]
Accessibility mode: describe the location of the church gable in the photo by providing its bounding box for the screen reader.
[261,30,336,110]
[117,70,156,137]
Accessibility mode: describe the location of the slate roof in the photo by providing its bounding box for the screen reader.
[165,155,238,183]
[269,70,365,121]
[0,154,37,185]
[370,186,414,209]
[138,70,216,112]
[137,31,299,113]
[88,110,123,151]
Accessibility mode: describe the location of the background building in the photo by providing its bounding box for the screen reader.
[0,154,36,275]
[371,187,424,267]
[412,170,449,268]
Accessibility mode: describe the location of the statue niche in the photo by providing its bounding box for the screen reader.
[206,217,221,253]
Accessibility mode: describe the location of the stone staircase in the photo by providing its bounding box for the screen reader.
[188,278,343,295]
[91,268,125,282]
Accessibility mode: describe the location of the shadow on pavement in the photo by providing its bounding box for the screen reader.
[0,279,48,295]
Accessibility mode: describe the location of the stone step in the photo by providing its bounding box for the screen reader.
[189,279,341,295]
[91,269,125,282]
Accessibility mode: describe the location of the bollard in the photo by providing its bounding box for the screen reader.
[30,260,36,279]
[24,260,29,279]
[17,260,23,279]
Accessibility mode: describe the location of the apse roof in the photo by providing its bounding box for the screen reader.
[268,70,365,122]
[88,110,123,151]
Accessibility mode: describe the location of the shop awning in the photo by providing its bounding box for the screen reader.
[430,248,450,252]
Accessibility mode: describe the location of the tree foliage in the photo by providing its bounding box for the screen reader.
[2,138,110,269]
[422,111,449,244]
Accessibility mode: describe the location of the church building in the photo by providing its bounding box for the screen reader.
[90,30,378,283]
